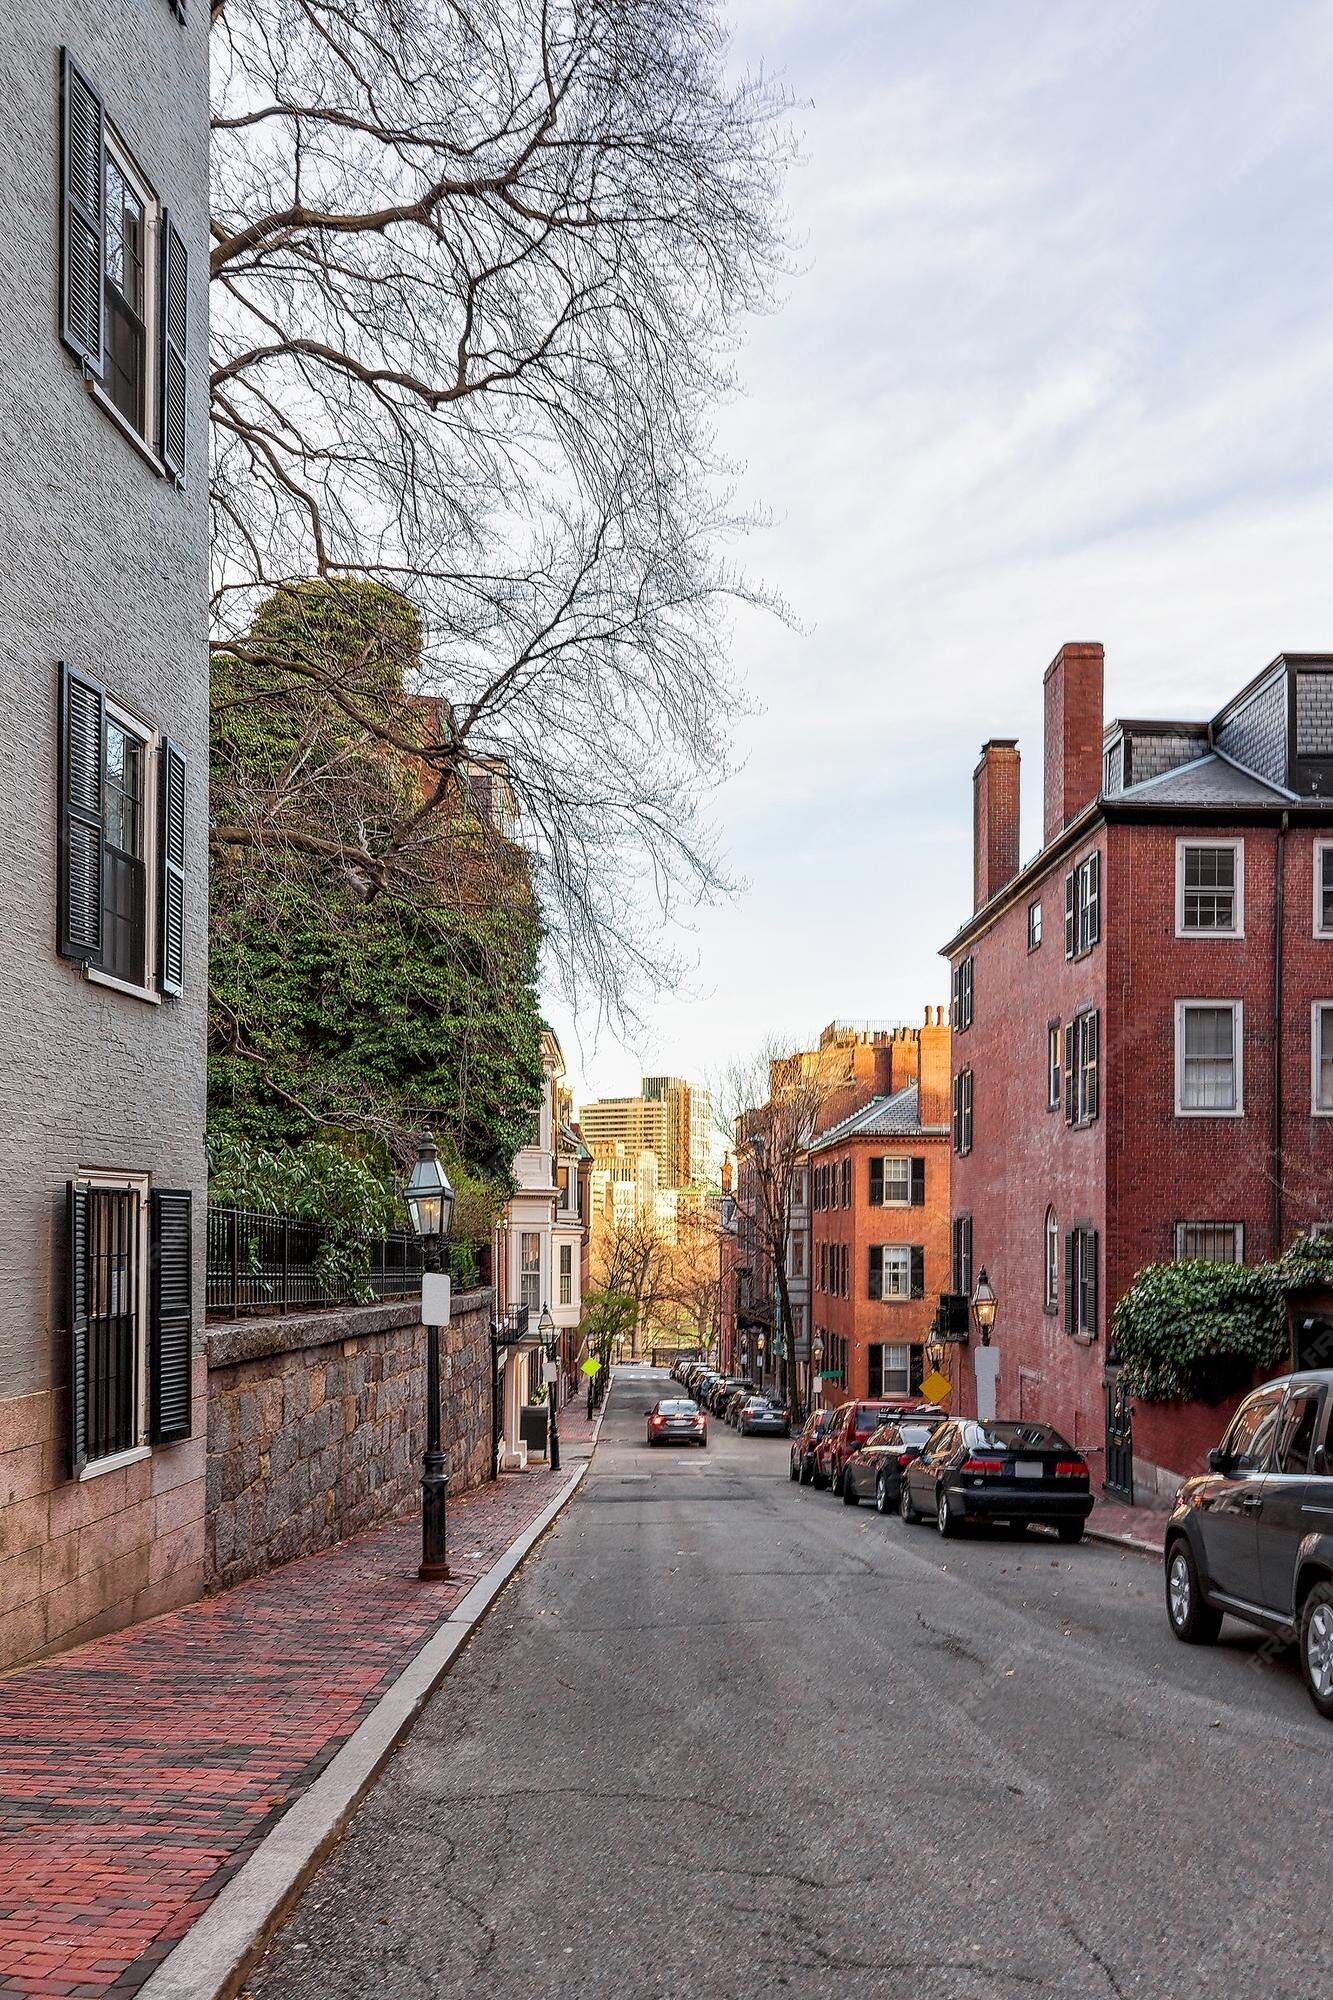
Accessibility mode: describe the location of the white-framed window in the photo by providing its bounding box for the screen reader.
[1065,1009,1100,1126]
[519,1231,542,1313]
[1028,901,1043,952]
[1315,842,1333,938]
[870,1156,913,1206]
[868,1343,912,1397]
[1044,1207,1059,1312]
[1065,851,1102,958]
[1174,1222,1245,1264]
[102,130,159,445]
[558,1240,573,1305]
[1313,1003,1333,1115]
[868,1244,915,1300]
[1176,838,1243,937]
[1176,1000,1243,1116]
[1047,1022,1062,1110]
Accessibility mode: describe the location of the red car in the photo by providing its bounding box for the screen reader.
[817,1401,941,1495]
[789,1407,837,1483]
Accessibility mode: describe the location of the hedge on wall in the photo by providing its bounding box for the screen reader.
[1112,1235,1333,1403]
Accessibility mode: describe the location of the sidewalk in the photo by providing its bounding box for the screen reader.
[0,1399,599,2000]
[1087,1495,1168,1556]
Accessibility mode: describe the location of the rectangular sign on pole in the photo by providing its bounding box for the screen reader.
[542,1360,558,1385]
[421,1272,452,1325]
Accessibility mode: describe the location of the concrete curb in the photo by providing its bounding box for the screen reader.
[1086,1526,1162,1561]
[135,1462,590,2000]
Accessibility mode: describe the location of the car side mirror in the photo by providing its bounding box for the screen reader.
[1207,1447,1230,1474]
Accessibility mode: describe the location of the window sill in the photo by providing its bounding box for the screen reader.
[1175,928,1245,942]
[80,1442,151,1483]
[86,967,161,1005]
[1070,1332,1097,1347]
[85,377,169,479]
[1175,1106,1244,1119]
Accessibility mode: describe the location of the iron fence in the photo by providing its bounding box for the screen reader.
[206,1204,425,1320]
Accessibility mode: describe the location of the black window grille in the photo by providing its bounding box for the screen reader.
[86,1186,140,1461]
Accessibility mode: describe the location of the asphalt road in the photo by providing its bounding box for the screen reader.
[249,1368,1333,1999]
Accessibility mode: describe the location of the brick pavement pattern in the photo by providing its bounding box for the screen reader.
[0,1445,587,2000]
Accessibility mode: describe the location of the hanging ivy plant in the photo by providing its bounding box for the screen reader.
[1113,1235,1333,1404]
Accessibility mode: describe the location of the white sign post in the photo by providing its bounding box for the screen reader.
[421,1271,452,1326]
[974,1344,1001,1423]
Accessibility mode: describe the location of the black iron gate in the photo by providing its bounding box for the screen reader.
[1104,1377,1134,1503]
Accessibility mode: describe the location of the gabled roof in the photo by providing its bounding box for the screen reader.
[811,1082,947,1149]
[1118,751,1294,806]
[558,1121,591,1160]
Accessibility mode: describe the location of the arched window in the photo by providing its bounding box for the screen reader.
[1044,1208,1059,1311]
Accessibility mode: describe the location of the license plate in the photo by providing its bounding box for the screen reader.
[1015,1459,1043,1479]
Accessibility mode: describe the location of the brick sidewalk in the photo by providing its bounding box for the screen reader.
[1088,1496,1168,1552]
[0,1455,583,2000]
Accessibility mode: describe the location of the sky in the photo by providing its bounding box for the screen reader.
[550,0,1333,1114]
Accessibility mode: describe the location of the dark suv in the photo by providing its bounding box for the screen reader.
[1163,1368,1333,1718]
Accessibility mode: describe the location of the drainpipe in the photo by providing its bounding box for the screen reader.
[1272,812,1289,1257]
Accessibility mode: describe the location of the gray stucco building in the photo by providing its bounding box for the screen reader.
[0,2,210,1666]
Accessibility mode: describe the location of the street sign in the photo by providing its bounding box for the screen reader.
[542,1360,558,1385]
[581,1356,601,1378]
[421,1272,451,1325]
[919,1368,952,1405]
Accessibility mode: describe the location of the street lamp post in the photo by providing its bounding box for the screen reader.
[971,1268,998,1346]
[404,1133,456,1582]
[539,1304,561,1473]
[757,1331,766,1390]
[810,1335,823,1413]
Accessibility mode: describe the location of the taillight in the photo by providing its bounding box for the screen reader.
[897,1453,914,1467]
[651,1415,666,1427]
[1055,1459,1088,1478]
[960,1457,1004,1474]
[693,1416,705,1427]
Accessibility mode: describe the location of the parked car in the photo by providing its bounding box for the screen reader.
[1163,1369,1333,1718]
[738,1396,790,1438]
[817,1401,914,1495]
[899,1417,1093,1541]
[711,1377,754,1416]
[790,1407,836,1485]
[645,1397,708,1448]
[842,1417,944,1510]
[722,1387,753,1425]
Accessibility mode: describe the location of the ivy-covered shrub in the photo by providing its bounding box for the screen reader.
[208,1134,399,1301]
[1113,1235,1333,1403]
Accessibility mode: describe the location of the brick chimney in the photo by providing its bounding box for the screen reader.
[917,1005,951,1131]
[973,740,1020,911]
[1043,643,1104,845]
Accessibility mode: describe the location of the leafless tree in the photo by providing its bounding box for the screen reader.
[593,1212,673,1358]
[208,0,793,1022]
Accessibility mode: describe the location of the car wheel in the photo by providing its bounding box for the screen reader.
[831,1463,845,1496]
[699,1438,708,1451]
[798,1455,811,1485]
[842,1472,859,1507]
[789,1456,799,1482]
[1300,1582,1333,1718]
[899,1480,921,1524]
[814,1464,828,1490]
[875,1473,892,1516]
[1056,1520,1084,1545]
[1165,1538,1222,1645]
[937,1486,962,1538]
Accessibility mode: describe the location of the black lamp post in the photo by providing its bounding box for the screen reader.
[972,1267,998,1347]
[405,1133,455,1581]
[811,1335,824,1412]
[539,1303,561,1473]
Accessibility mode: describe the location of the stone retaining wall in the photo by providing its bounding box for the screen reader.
[205,1289,494,1590]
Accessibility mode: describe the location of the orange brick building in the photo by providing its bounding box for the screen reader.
[808,1010,951,1406]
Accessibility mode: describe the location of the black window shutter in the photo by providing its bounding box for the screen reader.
[1064,870,1076,958]
[159,212,189,483]
[58,662,106,962]
[1064,1232,1076,1334]
[150,1188,193,1443]
[1087,1229,1099,1337]
[61,52,105,374]
[910,1157,925,1206]
[157,738,187,996]
[1086,1011,1100,1121]
[869,1157,883,1206]
[868,1245,882,1300]
[909,1345,924,1394]
[1064,1019,1076,1125]
[1088,852,1101,944]
[910,1246,925,1299]
[67,1180,89,1475]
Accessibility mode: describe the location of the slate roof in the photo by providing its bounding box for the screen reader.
[1118,751,1294,806]
[811,1082,947,1149]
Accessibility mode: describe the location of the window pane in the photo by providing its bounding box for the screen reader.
[1176,1223,1241,1264]
[885,1159,911,1202]
[1183,846,1236,930]
[1322,849,1333,931]
[1319,1008,1333,1111]
[883,1247,910,1297]
[1182,1006,1236,1109]
[1276,1394,1320,1475]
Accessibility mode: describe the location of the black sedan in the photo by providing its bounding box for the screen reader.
[899,1418,1093,1542]
[842,1417,944,1511]
[738,1396,790,1438]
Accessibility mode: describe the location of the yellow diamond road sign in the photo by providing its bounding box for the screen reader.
[581,1356,602,1377]
[919,1369,952,1405]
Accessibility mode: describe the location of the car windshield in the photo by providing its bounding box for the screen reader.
[969,1420,1070,1451]
[658,1401,697,1415]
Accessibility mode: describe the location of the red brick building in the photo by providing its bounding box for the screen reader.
[943,641,1333,1502]
[807,1012,951,1408]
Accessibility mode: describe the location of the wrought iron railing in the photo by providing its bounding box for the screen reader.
[206,1203,426,1320]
